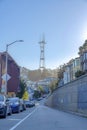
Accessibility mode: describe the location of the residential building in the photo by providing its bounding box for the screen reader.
[63,65,70,84]
[72,57,80,79]
[63,57,80,84]
[0,52,20,96]
[78,40,87,72]
[63,60,73,84]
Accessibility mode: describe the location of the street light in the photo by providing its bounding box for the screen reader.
[5,40,24,95]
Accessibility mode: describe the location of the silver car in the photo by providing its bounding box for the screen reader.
[0,94,12,118]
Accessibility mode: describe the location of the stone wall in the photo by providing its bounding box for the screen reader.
[45,74,87,116]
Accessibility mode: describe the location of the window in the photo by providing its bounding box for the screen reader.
[83,63,86,71]
[86,52,87,59]
[83,53,86,60]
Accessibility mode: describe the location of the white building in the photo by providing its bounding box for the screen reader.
[63,57,80,84]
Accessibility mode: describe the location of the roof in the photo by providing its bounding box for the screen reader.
[0,51,19,68]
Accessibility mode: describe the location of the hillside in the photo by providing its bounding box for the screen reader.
[20,67,58,81]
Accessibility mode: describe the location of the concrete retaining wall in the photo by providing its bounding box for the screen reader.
[45,74,87,116]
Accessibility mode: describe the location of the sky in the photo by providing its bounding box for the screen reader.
[0,0,87,70]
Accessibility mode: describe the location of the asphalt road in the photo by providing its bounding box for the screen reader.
[0,102,87,130]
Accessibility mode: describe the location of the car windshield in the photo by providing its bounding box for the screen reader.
[9,98,19,103]
[0,95,4,101]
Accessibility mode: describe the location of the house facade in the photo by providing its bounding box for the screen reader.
[63,60,73,84]
[63,66,70,84]
[0,52,20,96]
[79,40,87,72]
[63,57,80,84]
[72,57,80,79]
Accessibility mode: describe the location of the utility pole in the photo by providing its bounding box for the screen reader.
[5,40,24,95]
[39,35,46,73]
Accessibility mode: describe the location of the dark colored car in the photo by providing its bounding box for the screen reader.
[20,99,26,111]
[8,97,21,113]
[0,94,12,118]
[37,97,43,101]
[24,100,35,108]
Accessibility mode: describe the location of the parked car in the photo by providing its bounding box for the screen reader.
[42,94,47,98]
[37,97,43,101]
[8,97,21,113]
[24,100,35,108]
[20,99,26,111]
[0,94,12,118]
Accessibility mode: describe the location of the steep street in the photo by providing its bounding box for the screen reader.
[8,105,87,130]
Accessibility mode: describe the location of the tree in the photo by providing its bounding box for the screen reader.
[33,90,41,99]
[56,64,66,87]
[38,85,44,94]
[16,79,27,98]
[49,80,58,93]
[57,65,65,81]
[22,90,29,100]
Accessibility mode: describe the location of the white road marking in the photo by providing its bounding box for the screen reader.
[8,119,21,121]
[9,107,38,130]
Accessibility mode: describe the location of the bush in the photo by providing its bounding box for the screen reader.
[75,70,85,78]
[33,90,41,99]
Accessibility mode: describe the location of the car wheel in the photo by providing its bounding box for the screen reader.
[17,107,20,113]
[9,108,12,116]
[3,109,7,118]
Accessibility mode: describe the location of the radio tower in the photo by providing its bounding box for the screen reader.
[39,35,46,73]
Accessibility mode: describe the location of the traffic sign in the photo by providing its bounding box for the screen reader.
[2,73,11,81]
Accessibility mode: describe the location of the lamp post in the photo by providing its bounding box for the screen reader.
[5,40,24,95]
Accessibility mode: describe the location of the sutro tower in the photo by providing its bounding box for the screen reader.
[39,35,46,72]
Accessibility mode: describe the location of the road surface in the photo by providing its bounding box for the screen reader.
[0,103,87,130]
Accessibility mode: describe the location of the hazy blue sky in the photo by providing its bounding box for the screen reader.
[0,0,87,70]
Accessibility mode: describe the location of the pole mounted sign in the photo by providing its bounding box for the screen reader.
[1,74,11,94]
[2,73,11,81]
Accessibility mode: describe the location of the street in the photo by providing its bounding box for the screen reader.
[0,102,87,130]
